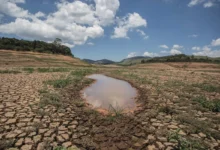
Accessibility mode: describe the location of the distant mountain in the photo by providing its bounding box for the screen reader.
[118,56,151,65]
[82,59,95,64]
[83,59,115,65]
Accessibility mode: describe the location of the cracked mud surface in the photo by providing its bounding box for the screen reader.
[0,65,220,150]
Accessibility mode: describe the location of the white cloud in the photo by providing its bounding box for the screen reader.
[204,1,214,8]
[136,29,149,40]
[95,0,120,26]
[189,34,198,38]
[62,42,75,48]
[188,0,204,7]
[192,44,220,57]
[0,0,29,18]
[9,0,25,3]
[211,38,220,46]
[159,45,169,49]
[188,0,216,8]
[143,51,159,57]
[173,44,183,49]
[87,42,94,46]
[0,0,118,47]
[111,12,147,39]
[192,46,201,51]
[170,49,182,55]
[35,12,45,18]
[193,48,220,57]
[127,52,137,58]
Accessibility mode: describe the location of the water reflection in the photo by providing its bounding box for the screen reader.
[82,74,137,111]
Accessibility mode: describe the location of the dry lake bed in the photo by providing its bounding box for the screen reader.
[0,52,220,150]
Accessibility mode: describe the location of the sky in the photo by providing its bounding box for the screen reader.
[0,0,220,61]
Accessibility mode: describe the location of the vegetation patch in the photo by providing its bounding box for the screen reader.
[0,139,14,149]
[192,83,219,92]
[158,105,176,115]
[23,67,34,73]
[0,70,21,74]
[37,67,70,73]
[192,96,220,112]
[168,129,207,150]
[177,114,220,139]
[39,93,63,108]
[71,68,96,77]
[46,77,72,88]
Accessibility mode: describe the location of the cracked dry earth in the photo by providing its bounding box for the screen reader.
[0,67,220,150]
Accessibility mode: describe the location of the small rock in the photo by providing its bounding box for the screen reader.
[6,119,17,124]
[56,136,64,142]
[179,130,186,136]
[61,134,69,140]
[156,141,165,149]
[147,135,156,142]
[33,135,42,143]
[21,145,32,150]
[147,144,156,150]
[37,142,44,150]
[198,132,206,138]
[15,138,24,146]
[168,125,178,129]
[25,138,33,144]
[5,112,15,117]
[62,141,72,148]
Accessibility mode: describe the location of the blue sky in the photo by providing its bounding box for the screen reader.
[0,0,220,61]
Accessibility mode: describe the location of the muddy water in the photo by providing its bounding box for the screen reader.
[82,74,137,111]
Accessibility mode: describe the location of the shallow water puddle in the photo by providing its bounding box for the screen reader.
[82,74,137,111]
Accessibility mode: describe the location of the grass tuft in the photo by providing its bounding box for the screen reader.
[39,93,62,108]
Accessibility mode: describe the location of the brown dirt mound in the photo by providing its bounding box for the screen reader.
[0,50,89,67]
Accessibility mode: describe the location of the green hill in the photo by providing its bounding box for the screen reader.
[0,37,73,56]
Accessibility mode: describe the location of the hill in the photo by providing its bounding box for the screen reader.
[0,50,88,67]
[118,56,151,65]
[142,54,220,63]
[0,37,73,56]
[83,59,115,65]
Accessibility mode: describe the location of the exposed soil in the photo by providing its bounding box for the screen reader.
[0,51,220,150]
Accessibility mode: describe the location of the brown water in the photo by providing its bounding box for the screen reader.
[82,74,137,111]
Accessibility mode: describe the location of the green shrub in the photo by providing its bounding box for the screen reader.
[23,67,34,73]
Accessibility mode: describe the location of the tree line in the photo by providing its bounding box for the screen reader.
[0,37,73,57]
[141,54,220,63]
